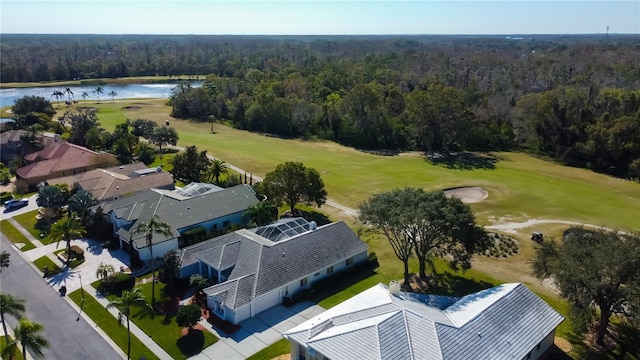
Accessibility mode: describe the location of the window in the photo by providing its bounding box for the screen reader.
[300,277,308,287]
[314,272,320,276]
[298,345,306,360]
[223,220,230,227]
[346,257,354,266]
[327,266,334,274]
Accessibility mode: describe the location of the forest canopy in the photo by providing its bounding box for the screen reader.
[3,34,640,178]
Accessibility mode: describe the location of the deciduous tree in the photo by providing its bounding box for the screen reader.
[533,228,640,346]
[149,126,179,153]
[176,304,202,333]
[262,162,327,214]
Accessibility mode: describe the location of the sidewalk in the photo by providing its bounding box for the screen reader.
[82,286,172,359]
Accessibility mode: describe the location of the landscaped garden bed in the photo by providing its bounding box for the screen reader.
[483,232,521,258]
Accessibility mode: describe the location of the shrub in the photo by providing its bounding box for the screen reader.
[182,226,207,246]
[98,273,135,296]
[368,252,379,268]
[0,192,13,204]
[70,245,85,259]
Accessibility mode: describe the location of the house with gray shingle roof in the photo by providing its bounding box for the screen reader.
[96,184,259,263]
[284,282,564,360]
[179,217,369,324]
[47,162,174,202]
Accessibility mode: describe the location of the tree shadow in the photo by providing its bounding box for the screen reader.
[427,152,498,170]
[427,271,494,297]
[358,149,402,156]
[177,329,205,356]
[297,208,332,226]
[309,267,377,304]
[568,322,640,360]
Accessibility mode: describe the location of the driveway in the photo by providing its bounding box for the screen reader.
[193,301,325,360]
[24,238,130,293]
[0,193,39,219]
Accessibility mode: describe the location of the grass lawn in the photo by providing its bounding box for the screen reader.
[246,338,290,360]
[0,334,25,360]
[0,219,35,251]
[104,278,218,360]
[33,255,62,277]
[89,100,640,232]
[48,99,640,357]
[68,289,160,360]
[12,209,43,240]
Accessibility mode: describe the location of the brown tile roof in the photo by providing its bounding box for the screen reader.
[48,162,174,201]
[0,130,26,145]
[17,142,104,180]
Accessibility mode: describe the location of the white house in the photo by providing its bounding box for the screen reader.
[179,217,370,324]
[96,184,259,262]
[284,282,565,360]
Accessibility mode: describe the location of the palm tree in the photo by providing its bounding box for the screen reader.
[81,91,89,103]
[65,87,74,103]
[108,90,118,103]
[96,263,115,280]
[0,294,25,346]
[46,218,86,267]
[94,86,104,103]
[51,90,64,107]
[207,159,229,184]
[14,317,49,359]
[107,288,153,360]
[131,215,172,304]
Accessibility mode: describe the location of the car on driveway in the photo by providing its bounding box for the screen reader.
[3,199,29,212]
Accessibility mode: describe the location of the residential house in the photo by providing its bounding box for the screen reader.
[0,129,56,164]
[284,282,564,360]
[47,162,174,202]
[16,142,113,188]
[97,184,259,262]
[179,217,369,325]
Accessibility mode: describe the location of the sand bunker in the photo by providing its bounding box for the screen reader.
[443,186,488,204]
[121,105,142,110]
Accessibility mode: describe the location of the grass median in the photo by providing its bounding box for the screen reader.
[0,219,35,251]
[68,289,160,360]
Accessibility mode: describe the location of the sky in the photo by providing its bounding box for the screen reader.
[1,1,638,35]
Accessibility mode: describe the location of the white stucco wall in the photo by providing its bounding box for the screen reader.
[136,238,179,261]
[531,330,556,360]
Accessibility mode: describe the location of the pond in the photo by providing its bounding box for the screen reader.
[0,81,203,108]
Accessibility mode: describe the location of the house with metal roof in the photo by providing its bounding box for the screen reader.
[179,217,369,325]
[96,184,259,263]
[284,282,564,360]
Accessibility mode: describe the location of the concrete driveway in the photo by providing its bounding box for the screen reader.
[24,238,130,293]
[0,193,39,219]
[193,301,325,360]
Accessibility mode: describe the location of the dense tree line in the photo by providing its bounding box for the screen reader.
[3,34,639,177]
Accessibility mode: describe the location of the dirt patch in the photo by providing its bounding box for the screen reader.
[555,336,573,353]
[272,355,291,360]
[443,186,488,203]
[121,105,142,110]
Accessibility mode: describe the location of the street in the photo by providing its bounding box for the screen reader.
[0,234,123,360]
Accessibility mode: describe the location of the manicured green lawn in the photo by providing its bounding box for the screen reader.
[104,279,218,360]
[0,219,35,251]
[33,255,62,277]
[68,289,159,360]
[12,209,43,240]
[0,334,25,360]
[246,338,290,360]
[92,100,640,232]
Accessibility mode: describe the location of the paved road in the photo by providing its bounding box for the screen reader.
[0,235,123,360]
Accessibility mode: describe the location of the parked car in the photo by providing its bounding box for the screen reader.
[3,199,29,212]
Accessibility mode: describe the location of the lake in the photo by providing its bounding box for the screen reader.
[0,81,203,108]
